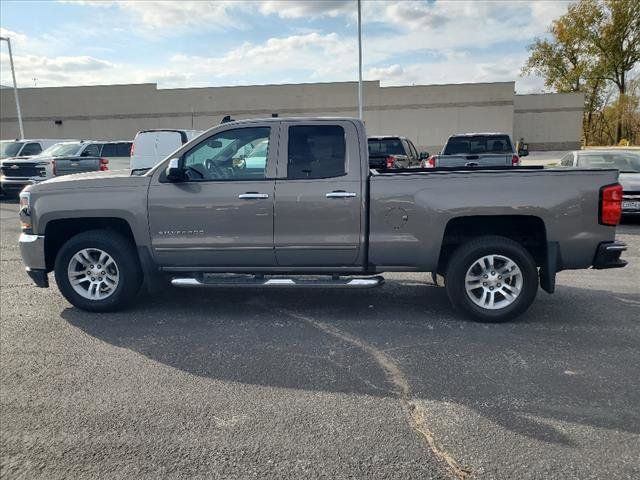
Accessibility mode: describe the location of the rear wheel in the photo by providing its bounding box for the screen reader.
[54,229,142,312]
[445,236,538,322]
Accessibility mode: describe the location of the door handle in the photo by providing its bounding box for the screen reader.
[238,193,269,199]
[326,191,357,198]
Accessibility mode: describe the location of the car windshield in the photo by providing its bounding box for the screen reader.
[443,135,512,155]
[368,138,405,156]
[38,142,82,157]
[578,152,640,173]
[0,141,25,158]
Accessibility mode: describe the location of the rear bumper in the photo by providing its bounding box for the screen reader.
[592,241,627,269]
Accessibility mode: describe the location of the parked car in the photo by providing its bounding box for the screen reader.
[560,149,640,216]
[0,139,71,160]
[427,133,527,168]
[130,129,202,171]
[1,141,108,196]
[367,136,425,169]
[17,117,627,323]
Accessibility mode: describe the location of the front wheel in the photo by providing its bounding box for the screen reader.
[445,236,538,322]
[54,229,142,312]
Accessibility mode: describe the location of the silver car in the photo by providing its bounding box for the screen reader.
[560,150,640,216]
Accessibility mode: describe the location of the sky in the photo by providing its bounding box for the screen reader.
[0,0,572,93]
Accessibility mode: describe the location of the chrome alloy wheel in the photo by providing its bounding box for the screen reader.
[464,254,522,310]
[67,248,119,300]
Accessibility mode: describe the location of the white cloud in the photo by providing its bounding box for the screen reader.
[259,0,354,19]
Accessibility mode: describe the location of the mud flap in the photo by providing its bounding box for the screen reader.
[539,241,559,294]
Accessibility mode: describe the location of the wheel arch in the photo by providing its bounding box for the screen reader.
[437,215,548,275]
[44,217,136,271]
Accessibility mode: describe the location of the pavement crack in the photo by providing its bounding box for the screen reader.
[279,308,471,480]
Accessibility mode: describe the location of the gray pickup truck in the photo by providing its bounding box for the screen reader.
[18,118,627,322]
[431,133,528,168]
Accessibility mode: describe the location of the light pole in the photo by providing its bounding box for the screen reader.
[357,0,363,121]
[0,36,25,139]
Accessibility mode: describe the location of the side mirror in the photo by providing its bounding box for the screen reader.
[518,144,529,157]
[165,157,184,182]
[419,151,430,160]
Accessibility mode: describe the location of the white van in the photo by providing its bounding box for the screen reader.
[130,129,202,170]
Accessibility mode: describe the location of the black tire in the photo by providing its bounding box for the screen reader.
[54,229,142,312]
[445,235,538,323]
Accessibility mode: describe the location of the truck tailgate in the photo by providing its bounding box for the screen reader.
[54,157,102,176]
[436,153,511,167]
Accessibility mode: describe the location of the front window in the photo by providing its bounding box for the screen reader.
[578,152,640,173]
[38,142,83,157]
[182,127,270,181]
[368,138,404,156]
[0,141,25,158]
[443,135,513,155]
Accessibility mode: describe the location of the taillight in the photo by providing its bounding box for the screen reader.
[386,156,395,169]
[99,158,109,171]
[51,159,56,176]
[511,154,520,166]
[599,183,623,226]
[130,143,135,156]
[426,156,436,168]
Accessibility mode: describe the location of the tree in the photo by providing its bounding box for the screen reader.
[522,0,640,144]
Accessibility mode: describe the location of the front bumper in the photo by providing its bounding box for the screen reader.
[19,232,47,271]
[592,241,627,269]
[0,177,41,192]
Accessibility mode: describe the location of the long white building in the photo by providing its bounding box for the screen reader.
[0,80,583,152]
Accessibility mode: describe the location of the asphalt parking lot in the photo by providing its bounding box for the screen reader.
[1,196,639,480]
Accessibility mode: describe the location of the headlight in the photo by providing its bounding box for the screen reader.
[19,191,31,214]
[19,191,32,231]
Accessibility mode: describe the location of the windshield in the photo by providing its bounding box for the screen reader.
[577,152,640,173]
[443,135,512,155]
[0,141,25,158]
[368,138,405,156]
[38,142,82,157]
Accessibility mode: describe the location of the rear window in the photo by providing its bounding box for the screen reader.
[444,135,512,155]
[288,125,346,179]
[368,138,405,156]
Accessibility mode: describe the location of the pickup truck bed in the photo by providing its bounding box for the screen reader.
[17,118,626,322]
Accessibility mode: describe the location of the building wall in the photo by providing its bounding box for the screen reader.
[1,81,580,152]
[513,93,584,150]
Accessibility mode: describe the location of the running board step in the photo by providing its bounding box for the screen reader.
[171,274,384,289]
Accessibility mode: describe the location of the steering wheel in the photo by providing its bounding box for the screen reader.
[205,158,228,179]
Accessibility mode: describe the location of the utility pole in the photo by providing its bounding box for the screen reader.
[357,0,363,121]
[0,36,25,138]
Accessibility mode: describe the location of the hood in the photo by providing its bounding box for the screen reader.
[26,169,149,193]
[619,172,640,192]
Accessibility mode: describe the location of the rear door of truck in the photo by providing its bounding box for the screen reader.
[274,120,364,267]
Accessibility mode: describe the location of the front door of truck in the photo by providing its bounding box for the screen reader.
[274,121,364,267]
[147,124,278,267]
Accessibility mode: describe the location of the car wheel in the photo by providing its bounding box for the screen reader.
[445,235,538,322]
[54,229,142,312]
